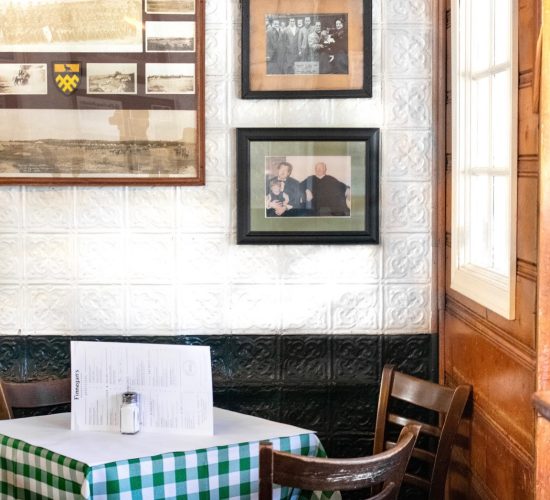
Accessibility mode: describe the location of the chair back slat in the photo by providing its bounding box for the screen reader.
[403,473,431,491]
[259,424,420,500]
[374,365,471,500]
[387,413,441,437]
[0,379,71,419]
[385,441,436,466]
[392,371,455,413]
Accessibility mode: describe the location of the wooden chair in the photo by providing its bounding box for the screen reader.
[259,424,420,500]
[374,365,471,500]
[0,378,71,419]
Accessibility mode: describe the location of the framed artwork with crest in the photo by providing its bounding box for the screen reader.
[0,0,204,185]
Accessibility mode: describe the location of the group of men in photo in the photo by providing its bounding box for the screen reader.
[266,161,351,217]
[265,14,348,75]
[0,0,140,45]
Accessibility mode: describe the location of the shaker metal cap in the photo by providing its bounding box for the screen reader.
[122,392,139,404]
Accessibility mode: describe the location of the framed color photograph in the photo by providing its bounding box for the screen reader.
[0,0,204,185]
[237,128,379,244]
[241,0,372,99]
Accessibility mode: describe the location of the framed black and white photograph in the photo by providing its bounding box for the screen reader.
[0,64,48,95]
[242,0,372,99]
[86,63,138,95]
[145,0,195,15]
[146,63,195,94]
[237,128,379,244]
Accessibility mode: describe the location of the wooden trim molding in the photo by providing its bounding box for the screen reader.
[470,472,500,500]
[435,0,447,378]
[520,70,535,88]
[446,296,536,369]
[538,0,550,393]
[537,4,550,497]
[517,259,537,282]
[533,27,543,112]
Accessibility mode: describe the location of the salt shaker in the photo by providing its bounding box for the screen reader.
[120,392,140,435]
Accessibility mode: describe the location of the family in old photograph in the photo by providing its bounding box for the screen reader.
[266,160,351,217]
[265,14,348,75]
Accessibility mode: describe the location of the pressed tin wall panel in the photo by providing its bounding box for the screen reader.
[0,0,434,336]
[0,334,437,462]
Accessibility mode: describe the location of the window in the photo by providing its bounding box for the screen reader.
[451,0,518,319]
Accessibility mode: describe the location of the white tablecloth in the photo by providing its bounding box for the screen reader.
[0,408,311,466]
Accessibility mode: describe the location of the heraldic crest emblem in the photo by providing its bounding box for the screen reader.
[53,63,81,95]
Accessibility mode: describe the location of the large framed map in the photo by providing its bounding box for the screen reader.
[0,0,204,185]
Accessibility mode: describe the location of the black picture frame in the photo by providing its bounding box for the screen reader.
[237,128,379,244]
[241,0,372,99]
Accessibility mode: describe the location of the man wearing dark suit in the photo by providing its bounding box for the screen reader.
[301,162,350,216]
[266,19,282,74]
[298,16,313,61]
[282,17,300,73]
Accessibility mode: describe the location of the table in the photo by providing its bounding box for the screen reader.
[0,408,334,500]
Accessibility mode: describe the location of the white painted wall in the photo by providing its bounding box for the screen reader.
[0,0,434,336]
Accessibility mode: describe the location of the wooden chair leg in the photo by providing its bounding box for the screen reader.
[259,441,274,500]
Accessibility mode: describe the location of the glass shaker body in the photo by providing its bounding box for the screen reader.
[120,392,140,435]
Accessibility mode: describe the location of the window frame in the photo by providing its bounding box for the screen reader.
[450,0,518,319]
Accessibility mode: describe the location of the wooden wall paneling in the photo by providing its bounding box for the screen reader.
[475,405,534,500]
[519,0,537,73]
[519,85,541,155]
[535,419,550,498]
[444,313,535,454]
[447,374,535,500]
[517,175,539,264]
[443,308,537,499]
[445,151,451,236]
[485,276,537,350]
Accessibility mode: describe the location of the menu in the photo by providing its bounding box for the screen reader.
[70,341,213,435]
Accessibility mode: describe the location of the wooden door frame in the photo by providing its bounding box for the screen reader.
[434,0,447,383]
[536,1,550,497]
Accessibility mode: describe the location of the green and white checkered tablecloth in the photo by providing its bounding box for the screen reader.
[0,431,333,499]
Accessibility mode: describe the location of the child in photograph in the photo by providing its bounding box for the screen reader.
[266,178,290,216]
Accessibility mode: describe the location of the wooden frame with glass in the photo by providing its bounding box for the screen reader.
[237,128,379,244]
[241,0,372,99]
[0,0,205,185]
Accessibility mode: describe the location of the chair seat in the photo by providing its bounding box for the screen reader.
[259,424,421,500]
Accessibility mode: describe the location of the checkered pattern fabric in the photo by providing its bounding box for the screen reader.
[0,432,332,499]
[0,434,89,498]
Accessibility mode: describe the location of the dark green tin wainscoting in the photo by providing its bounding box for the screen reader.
[0,334,437,497]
